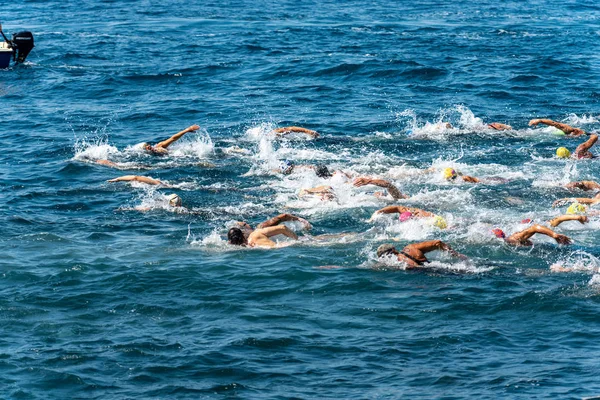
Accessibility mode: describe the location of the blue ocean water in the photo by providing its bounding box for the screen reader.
[3,0,600,398]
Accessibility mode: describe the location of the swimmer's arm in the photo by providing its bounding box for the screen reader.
[107,175,162,185]
[488,122,512,131]
[553,197,600,207]
[528,119,584,135]
[576,134,598,154]
[155,124,200,149]
[548,215,588,227]
[353,177,408,200]
[299,185,333,196]
[373,205,409,215]
[257,213,312,230]
[410,240,467,259]
[528,225,571,244]
[461,175,480,183]
[566,181,600,191]
[272,126,319,138]
[257,225,299,240]
[96,159,119,168]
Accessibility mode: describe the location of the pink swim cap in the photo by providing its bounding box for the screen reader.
[399,211,413,222]
[492,228,506,239]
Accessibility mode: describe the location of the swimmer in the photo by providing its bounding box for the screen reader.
[552,197,600,207]
[140,124,200,155]
[232,213,312,242]
[487,122,512,131]
[96,159,120,168]
[352,177,408,200]
[555,134,598,160]
[299,176,407,201]
[299,185,337,201]
[107,175,168,186]
[369,205,435,221]
[442,167,481,183]
[565,181,600,192]
[133,193,183,212]
[271,126,319,139]
[228,225,298,248]
[491,225,571,246]
[376,240,467,269]
[529,118,588,137]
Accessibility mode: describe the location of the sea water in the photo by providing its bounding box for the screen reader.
[2,1,600,398]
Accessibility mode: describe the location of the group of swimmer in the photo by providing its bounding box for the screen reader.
[93,116,600,271]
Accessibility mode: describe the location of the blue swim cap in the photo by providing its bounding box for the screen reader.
[278,160,294,175]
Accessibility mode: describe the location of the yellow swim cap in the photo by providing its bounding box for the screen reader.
[443,168,458,180]
[566,202,587,215]
[556,147,571,158]
[433,215,448,229]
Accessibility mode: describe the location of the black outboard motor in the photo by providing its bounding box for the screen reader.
[11,31,34,63]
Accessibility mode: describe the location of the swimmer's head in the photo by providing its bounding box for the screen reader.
[432,215,447,229]
[566,202,587,215]
[376,244,398,258]
[167,194,182,207]
[443,168,458,180]
[315,164,332,178]
[227,227,246,246]
[552,128,566,136]
[399,211,413,222]
[492,228,506,239]
[556,147,571,159]
[278,160,294,175]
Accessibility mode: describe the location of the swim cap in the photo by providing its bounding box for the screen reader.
[521,218,533,224]
[377,244,397,258]
[315,164,332,178]
[556,147,571,158]
[278,160,294,175]
[552,129,566,136]
[433,215,447,229]
[443,167,458,180]
[492,228,506,239]
[167,194,182,207]
[566,202,587,215]
[399,211,413,222]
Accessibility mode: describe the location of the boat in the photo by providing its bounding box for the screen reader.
[0,24,34,69]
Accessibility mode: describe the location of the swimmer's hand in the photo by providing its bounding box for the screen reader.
[187,124,200,132]
[529,119,541,126]
[296,217,312,230]
[552,199,571,208]
[578,216,589,224]
[554,234,572,245]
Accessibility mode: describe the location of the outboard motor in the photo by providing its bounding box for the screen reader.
[11,31,34,63]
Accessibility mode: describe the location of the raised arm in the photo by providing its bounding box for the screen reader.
[565,181,600,191]
[553,197,600,207]
[256,213,312,230]
[548,215,588,227]
[353,177,408,200]
[575,134,598,156]
[528,119,586,136]
[108,175,162,185]
[272,126,320,139]
[408,240,466,259]
[155,124,200,149]
[509,224,571,245]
